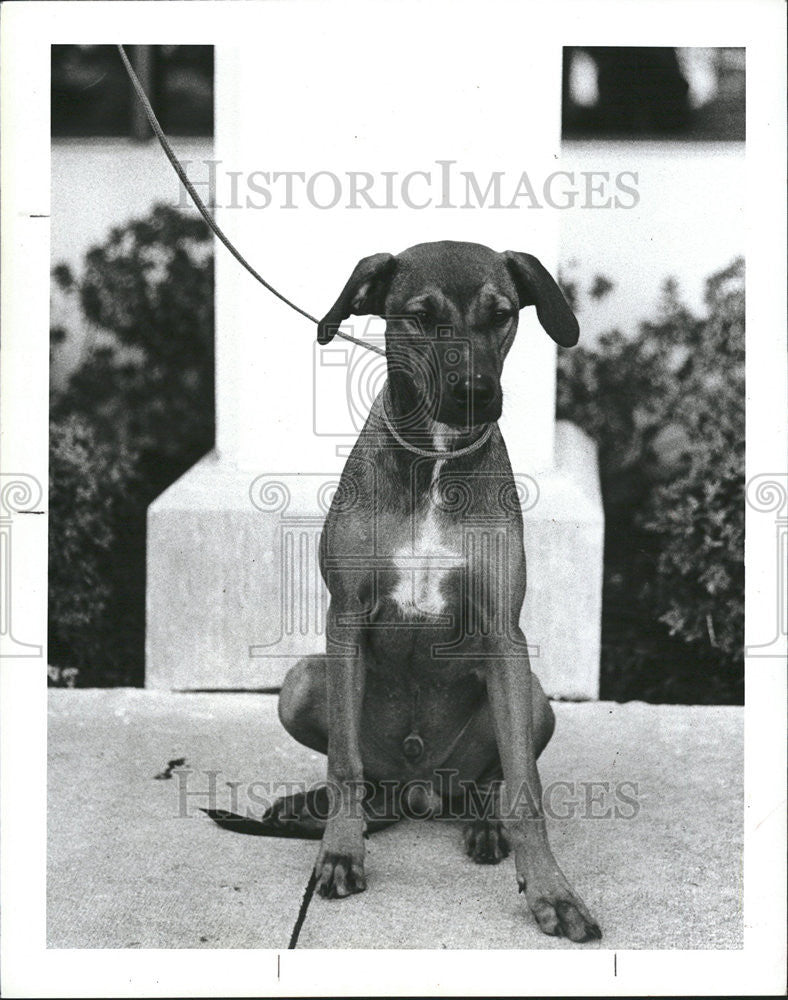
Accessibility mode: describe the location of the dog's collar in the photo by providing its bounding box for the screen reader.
[380,386,494,460]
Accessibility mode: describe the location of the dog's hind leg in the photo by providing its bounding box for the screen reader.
[278,654,329,754]
[462,774,511,865]
[274,655,398,836]
[261,781,398,837]
[449,674,555,865]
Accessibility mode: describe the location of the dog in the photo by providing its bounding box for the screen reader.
[271,241,601,942]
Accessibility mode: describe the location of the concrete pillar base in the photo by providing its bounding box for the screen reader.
[146,421,603,698]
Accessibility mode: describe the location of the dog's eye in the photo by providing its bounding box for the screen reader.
[413,310,431,325]
[492,310,512,326]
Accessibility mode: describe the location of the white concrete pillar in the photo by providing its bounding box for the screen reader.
[147,2,603,696]
[214,5,562,474]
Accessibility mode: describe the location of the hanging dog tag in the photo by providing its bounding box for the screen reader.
[402,732,425,761]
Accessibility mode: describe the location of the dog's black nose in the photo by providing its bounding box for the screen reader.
[450,374,496,411]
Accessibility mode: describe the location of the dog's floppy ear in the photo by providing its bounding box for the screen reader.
[502,251,579,347]
[317,253,397,344]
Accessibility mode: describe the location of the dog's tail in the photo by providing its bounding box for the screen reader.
[201,785,398,840]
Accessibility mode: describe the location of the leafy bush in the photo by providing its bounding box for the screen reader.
[48,415,140,683]
[557,259,744,703]
[49,204,214,686]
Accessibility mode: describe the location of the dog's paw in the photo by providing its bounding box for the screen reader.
[463,819,510,865]
[315,819,367,899]
[521,880,602,942]
[315,852,367,899]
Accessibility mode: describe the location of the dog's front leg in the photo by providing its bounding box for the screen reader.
[486,640,601,941]
[314,604,367,898]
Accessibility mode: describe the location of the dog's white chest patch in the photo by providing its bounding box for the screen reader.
[389,461,463,618]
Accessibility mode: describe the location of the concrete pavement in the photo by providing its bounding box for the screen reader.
[47,690,743,949]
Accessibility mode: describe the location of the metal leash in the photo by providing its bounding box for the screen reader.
[116,45,385,358]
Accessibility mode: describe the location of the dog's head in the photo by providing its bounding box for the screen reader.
[317,241,578,430]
